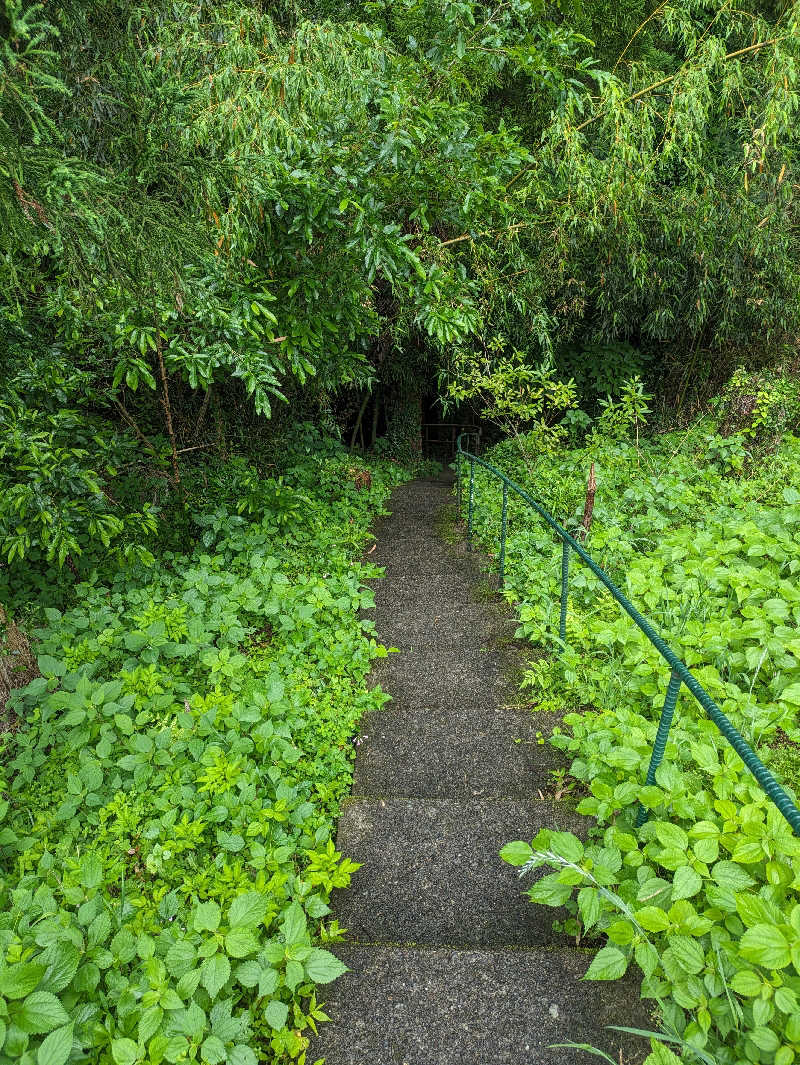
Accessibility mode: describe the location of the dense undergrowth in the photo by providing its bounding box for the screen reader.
[462,426,800,1063]
[0,447,406,1065]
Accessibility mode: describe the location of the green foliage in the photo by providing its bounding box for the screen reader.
[0,451,406,1064]
[0,353,160,573]
[465,423,800,1061]
[444,346,578,449]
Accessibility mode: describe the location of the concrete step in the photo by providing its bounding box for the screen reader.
[334,797,585,948]
[310,943,647,1065]
[367,643,526,711]
[367,610,518,652]
[371,572,485,610]
[352,705,563,799]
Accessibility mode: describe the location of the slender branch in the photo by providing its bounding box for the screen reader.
[349,391,371,453]
[505,36,783,190]
[113,398,160,456]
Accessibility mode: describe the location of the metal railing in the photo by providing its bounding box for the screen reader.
[456,434,800,837]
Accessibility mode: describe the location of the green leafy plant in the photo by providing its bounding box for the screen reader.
[463,415,800,1063]
[0,449,407,1063]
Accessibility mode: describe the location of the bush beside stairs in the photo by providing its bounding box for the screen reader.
[311,475,645,1065]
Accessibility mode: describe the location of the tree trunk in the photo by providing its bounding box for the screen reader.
[579,463,596,541]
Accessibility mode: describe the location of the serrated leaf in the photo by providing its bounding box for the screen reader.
[201,954,231,999]
[264,999,289,1030]
[201,1036,226,1065]
[671,865,702,900]
[280,902,307,945]
[79,853,103,890]
[583,946,628,981]
[194,901,221,933]
[138,1005,164,1043]
[37,1023,74,1065]
[14,991,70,1034]
[229,1047,257,1065]
[225,929,260,959]
[228,892,268,929]
[235,961,261,988]
[112,1038,139,1065]
[0,962,45,999]
[634,906,670,933]
[284,959,304,991]
[166,940,197,978]
[666,935,705,974]
[740,924,791,969]
[304,948,349,984]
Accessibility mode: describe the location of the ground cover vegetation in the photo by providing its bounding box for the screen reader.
[0,438,407,1065]
[455,383,800,1063]
[3,0,800,1061]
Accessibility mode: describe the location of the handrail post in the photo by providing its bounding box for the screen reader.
[636,669,682,828]
[499,482,508,588]
[559,540,570,644]
[456,448,462,517]
[467,457,475,549]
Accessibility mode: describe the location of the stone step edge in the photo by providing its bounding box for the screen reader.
[326,940,597,961]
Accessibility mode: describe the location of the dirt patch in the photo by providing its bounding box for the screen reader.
[1,606,38,730]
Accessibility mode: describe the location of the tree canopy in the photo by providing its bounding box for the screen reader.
[2,0,799,576]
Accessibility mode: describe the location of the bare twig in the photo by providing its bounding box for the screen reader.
[579,463,596,541]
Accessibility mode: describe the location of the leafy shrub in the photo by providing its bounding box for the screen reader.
[463,424,800,1063]
[0,452,406,1064]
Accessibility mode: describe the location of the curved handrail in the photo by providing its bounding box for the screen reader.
[456,434,800,836]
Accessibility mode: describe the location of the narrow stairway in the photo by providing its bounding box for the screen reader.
[312,475,644,1065]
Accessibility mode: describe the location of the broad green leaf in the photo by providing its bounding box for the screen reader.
[280,902,307,945]
[228,892,268,929]
[37,1024,74,1065]
[138,1005,164,1043]
[235,961,261,988]
[634,906,670,933]
[499,841,533,867]
[201,1036,226,1065]
[666,935,705,975]
[0,963,45,999]
[730,969,763,997]
[740,925,791,969]
[224,929,260,959]
[284,959,304,991]
[583,946,628,981]
[194,901,221,933]
[305,949,348,984]
[15,991,70,1034]
[549,832,584,863]
[229,1047,257,1065]
[527,873,573,907]
[112,1038,139,1065]
[79,853,103,890]
[264,999,289,1030]
[201,954,231,999]
[671,865,702,900]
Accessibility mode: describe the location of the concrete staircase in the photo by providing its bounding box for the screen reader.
[311,476,645,1065]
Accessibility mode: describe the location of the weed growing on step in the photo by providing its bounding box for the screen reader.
[0,454,405,1064]
[462,425,800,1064]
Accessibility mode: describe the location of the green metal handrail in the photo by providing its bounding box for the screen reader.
[455,434,800,837]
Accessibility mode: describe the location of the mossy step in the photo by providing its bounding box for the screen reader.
[333,797,585,949]
[352,704,563,799]
[310,943,647,1065]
